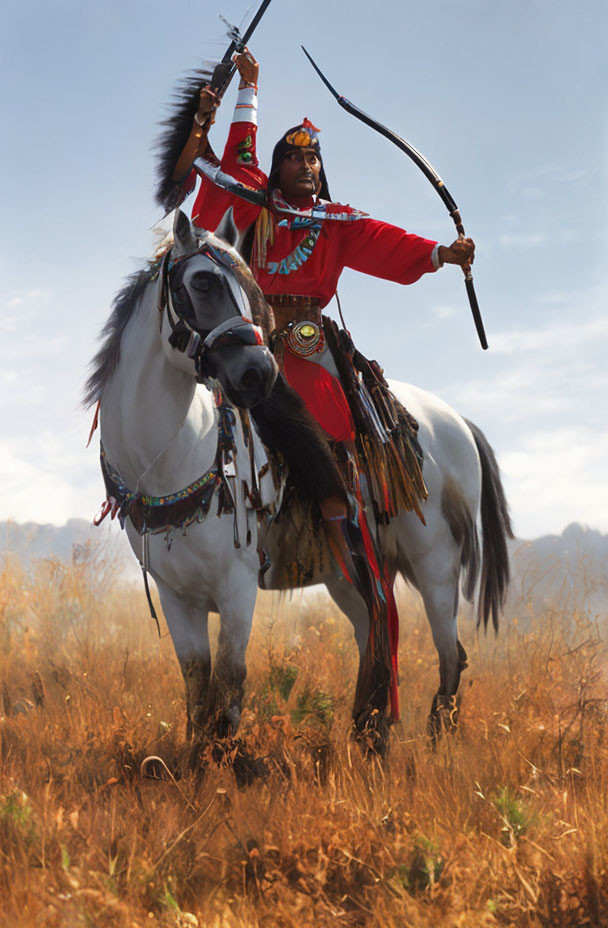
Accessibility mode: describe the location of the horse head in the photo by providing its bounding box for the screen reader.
[160,210,277,408]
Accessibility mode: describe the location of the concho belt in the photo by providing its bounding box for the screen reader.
[264,295,321,330]
[283,319,325,358]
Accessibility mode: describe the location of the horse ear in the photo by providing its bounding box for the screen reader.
[172,209,198,256]
[214,207,239,250]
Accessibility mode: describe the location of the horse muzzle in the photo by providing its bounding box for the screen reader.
[214,345,278,409]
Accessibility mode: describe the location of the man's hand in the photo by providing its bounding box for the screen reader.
[438,237,475,271]
[233,47,259,87]
[196,85,219,125]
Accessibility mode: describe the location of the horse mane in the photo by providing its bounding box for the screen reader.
[232,264,273,335]
[154,68,214,212]
[83,266,155,409]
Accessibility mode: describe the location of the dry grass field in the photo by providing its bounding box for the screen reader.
[1,548,607,928]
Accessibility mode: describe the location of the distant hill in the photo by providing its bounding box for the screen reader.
[508,522,608,618]
[1,519,606,616]
[0,518,137,579]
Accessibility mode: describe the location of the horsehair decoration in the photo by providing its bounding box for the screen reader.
[155,0,274,212]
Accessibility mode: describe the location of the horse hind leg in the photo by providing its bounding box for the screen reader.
[325,574,392,757]
[411,547,468,739]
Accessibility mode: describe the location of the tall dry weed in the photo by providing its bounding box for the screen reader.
[0,552,607,927]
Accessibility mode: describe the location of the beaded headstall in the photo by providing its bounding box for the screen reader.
[161,241,263,378]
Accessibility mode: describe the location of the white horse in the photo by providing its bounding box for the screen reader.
[86,211,512,751]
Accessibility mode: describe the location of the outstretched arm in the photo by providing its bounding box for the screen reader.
[190,49,265,232]
[175,49,265,230]
[340,218,475,286]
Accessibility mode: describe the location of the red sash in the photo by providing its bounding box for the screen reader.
[282,353,355,442]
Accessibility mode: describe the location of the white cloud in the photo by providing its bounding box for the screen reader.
[0,435,102,525]
[433,281,608,538]
[490,316,608,354]
[432,303,461,320]
[499,232,547,248]
[521,186,543,200]
[510,163,592,190]
[534,291,571,306]
[1,288,50,318]
[501,427,608,537]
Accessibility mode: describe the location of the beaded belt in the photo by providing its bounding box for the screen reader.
[264,294,322,332]
[264,295,325,358]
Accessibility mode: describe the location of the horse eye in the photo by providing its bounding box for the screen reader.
[192,276,211,293]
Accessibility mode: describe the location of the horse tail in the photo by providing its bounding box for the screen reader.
[465,419,514,632]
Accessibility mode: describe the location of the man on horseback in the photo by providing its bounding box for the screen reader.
[163,48,475,733]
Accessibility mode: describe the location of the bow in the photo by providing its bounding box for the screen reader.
[301,47,488,350]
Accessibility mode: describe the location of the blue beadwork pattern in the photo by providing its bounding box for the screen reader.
[266,224,322,276]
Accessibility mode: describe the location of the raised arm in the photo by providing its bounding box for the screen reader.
[190,49,266,232]
[171,86,220,182]
[219,48,263,181]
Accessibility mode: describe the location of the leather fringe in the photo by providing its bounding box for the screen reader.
[253,208,276,269]
[323,318,428,527]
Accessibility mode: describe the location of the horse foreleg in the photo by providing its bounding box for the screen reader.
[211,568,257,738]
[325,573,391,755]
[155,583,212,740]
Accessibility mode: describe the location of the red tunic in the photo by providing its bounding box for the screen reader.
[191,121,439,308]
[190,117,438,442]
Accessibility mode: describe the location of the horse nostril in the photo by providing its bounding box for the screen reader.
[240,367,262,391]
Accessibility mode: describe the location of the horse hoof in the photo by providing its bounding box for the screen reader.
[211,739,269,789]
[427,694,459,743]
[352,710,391,759]
[214,705,241,740]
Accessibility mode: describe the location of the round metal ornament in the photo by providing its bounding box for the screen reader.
[284,320,325,357]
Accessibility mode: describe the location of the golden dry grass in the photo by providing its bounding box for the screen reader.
[1,552,607,928]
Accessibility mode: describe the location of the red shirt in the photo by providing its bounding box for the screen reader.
[191,122,438,308]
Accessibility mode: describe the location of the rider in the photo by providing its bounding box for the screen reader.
[168,49,475,725]
[171,47,474,433]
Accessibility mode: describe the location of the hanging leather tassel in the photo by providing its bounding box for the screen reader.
[254,207,276,269]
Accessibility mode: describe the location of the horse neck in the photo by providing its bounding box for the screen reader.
[100,279,217,493]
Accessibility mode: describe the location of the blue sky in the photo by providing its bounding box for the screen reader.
[1,0,606,537]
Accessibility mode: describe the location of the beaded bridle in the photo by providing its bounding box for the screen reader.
[160,240,265,379]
